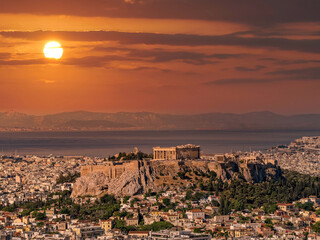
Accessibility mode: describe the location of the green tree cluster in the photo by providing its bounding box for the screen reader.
[56,172,80,184]
[109,151,152,161]
[113,220,173,233]
[202,170,320,214]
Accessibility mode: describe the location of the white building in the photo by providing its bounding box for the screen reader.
[186,209,205,220]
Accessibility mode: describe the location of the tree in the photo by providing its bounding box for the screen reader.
[56,172,80,184]
[239,215,250,223]
[100,194,117,205]
[59,208,70,215]
[123,196,130,204]
[219,195,230,215]
[177,171,190,180]
[32,211,46,220]
[212,200,220,207]
[21,209,32,217]
[163,198,171,207]
[286,221,293,227]
[140,221,173,232]
[263,203,277,214]
[114,211,130,218]
[312,222,320,233]
[295,202,303,209]
[303,202,314,211]
[233,199,245,211]
[113,219,130,233]
[37,222,44,227]
[265,219,272,224]
[209,171,217,180]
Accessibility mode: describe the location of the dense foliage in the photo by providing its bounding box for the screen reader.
[109,151,153,161]
[70,194,121,221]
[211,170,320,214]
[32,211,46,220]
[0,191,121,222]
[295,202,314,211]
[185,190,208,202]
[56,171,80,184]
[113,219,173,233]
[312,222,320,233]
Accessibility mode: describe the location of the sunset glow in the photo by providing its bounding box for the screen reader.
[0,1,319,115]
[43,41,63,59]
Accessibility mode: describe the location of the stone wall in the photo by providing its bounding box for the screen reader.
[81,161,139,179]
[176,147,200,160]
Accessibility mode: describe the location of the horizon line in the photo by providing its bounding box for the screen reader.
[1,110,320,117]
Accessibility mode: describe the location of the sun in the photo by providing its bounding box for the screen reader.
[43,41,63,59]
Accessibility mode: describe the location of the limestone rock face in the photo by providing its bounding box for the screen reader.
[71,159,282,198]
[244,163,281,182]
[71,162,156,198]
[107,164,155,196]
[71,172,109,197]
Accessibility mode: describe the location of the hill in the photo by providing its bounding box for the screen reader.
[0,111,320,131]
[71,159,282,197]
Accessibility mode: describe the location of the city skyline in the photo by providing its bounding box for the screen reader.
[0,0,320,115]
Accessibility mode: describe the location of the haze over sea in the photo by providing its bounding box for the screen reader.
[0,130,320,157]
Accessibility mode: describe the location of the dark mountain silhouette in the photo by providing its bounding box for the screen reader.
[0,111,320,131]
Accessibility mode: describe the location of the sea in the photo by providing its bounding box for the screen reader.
[0,130,319,157]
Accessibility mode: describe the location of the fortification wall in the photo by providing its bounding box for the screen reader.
[81,161,139,179]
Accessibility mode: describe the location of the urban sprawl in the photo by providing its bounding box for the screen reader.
[0,137,320,239]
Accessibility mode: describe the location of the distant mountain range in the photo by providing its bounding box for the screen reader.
[0,111,320,131]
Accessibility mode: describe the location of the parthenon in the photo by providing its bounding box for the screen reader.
[153,144,200,160]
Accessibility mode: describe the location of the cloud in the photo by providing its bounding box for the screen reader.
[123,0,143,4]
[260,58,320,65]
[94,46,248,60]
[207,78,277,85]
[108,66,176,73]
[208,67,320,85]
[63,55,126,67]
[269,67,320,79]
[0,58,48,65]
[0,43,250,67]
[0,0,320,26]
[0,53,11,59]
[259,58,277,61]
[0,56,119,67]
[0,55,127,68]
[125,49,214,65]
[110,48,247,65]
[1,31,320,54]
[93,47,218,65]
[275,60,320,65]
[235,65,266,72]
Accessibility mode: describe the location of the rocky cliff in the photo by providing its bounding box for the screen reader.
[72,161,157,197]
[71,159,282,198]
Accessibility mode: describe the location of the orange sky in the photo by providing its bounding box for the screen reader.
[0,0,320,115]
